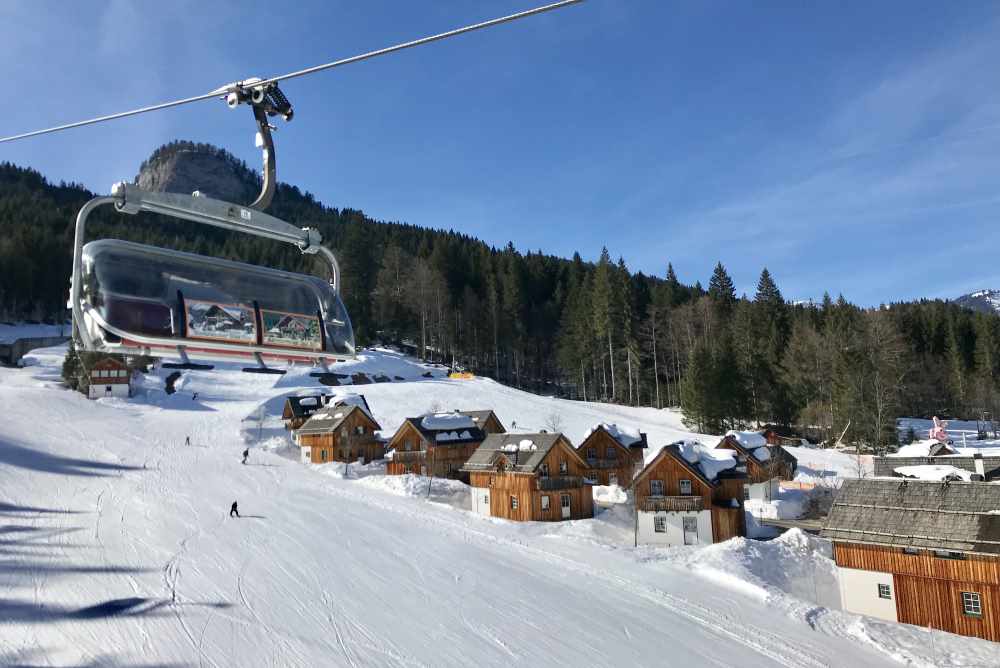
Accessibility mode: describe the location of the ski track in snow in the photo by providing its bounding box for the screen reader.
[0,345,996,667]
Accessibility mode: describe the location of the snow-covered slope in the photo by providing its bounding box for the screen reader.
[954,288,1000,315]
[0,346,994,666]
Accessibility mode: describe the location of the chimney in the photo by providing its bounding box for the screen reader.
[973,453,985,480]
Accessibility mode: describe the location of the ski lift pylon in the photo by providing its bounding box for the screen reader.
[69,82,354,371]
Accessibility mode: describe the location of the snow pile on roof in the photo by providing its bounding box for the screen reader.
[674,440,738,480]
[893,465,972,481]
[421,412,476,430]
[298,397,319,406]
[890,440,947,457]
[752,446,771,462]
[588,422,642,446]
[726,430,767,448]
[518,439,537,451]
[436,430,473,442]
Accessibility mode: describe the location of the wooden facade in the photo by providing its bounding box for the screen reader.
[298,406,383,464]
[467,437,594,522]
[833,542,1000,641]
[576,428,645,487]
[633,447,745,543]
[385,419,484,479]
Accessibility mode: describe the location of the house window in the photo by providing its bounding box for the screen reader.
[404,440,412,451]
[743,484,751,501]
[559,461,568,475]
[934,550,965,560]
[356,426,365,435]
[341,428,347,439]
[420,466,427,476]
[654,515,666,533]
[606,448,616,459]
[510,495,519,510]
[321,449,327,461]
[650,480,664,496]
[679,480,692,495]
[541,495,550,510]
[902,547,920,556]
[587,448,596,461]
[609,473,618,486]
[961,591,982,617]
[540,463,549,477]
[878,584,892,600]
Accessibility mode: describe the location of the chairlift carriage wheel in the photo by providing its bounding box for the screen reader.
[69,82,354,374]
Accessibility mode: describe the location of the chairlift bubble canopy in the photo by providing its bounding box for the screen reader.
[71,183,354,368]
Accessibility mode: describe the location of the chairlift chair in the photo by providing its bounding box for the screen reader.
[69,81,354,374]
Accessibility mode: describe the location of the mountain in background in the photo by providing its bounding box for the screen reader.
[953,289,1000,314]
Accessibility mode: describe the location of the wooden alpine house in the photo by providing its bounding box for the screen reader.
[715,431,797,501]
[822,478,1000,642]
[576,423,647,487]
[461,433,594,522]
[296,397,382,464]
[281,394,332,430]
[631,441,746,546]
[385,412,488,479]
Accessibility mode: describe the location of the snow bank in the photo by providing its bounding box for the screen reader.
[421,412,476,430]
[355,473,470,510]
[752,446,771,462]
[0,321,69,344]
[726,430,767,448]
[893,465,972,481]
[674,440,737,480]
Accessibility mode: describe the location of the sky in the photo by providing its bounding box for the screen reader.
[3,1,1000,306]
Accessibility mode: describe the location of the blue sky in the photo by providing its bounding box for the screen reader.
[3,1,1000,305]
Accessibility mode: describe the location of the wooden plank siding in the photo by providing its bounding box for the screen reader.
[299,409,383,464]
[834,542,1000,642]
[576,429,644,487]
[385,421,481,479]
[712,506,743,542]
[833,543,1000,585]
[633,455,714,509]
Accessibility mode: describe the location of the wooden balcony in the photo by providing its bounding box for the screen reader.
[642,496,703,512]
[537,476,584,490]
[390,450,427,463]
[586,459,621,470]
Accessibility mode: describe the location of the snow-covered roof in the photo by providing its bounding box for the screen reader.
[889,440,957,458]
[752,446,771,462]
[421,413,476,431]
[462,433,574,474]
[893,465,972,482]
[586,422,644,448]
[725,430,767,449]
[673,440,739,482]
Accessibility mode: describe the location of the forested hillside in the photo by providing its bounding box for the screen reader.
[2,142,999,450]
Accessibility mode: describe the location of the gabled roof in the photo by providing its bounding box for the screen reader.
[395,413,487,447]
[283,394,329,419]
[461,432,582,474]
[297,403,381,436]
[718,433,797,471]
[457,410,505,431]
[633,441,746,489]
[581,423,647,450]
[820,478,1000,556]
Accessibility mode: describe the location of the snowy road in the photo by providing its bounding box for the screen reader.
[0,348,989,666]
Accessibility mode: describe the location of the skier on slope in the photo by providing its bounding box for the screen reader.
[185,436,190,446]
[230,501,239,518]
[242,449,249,465]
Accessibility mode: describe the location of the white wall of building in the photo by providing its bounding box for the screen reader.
[471,488,491,517]
[88,383,130,400]
[300,447,312,464]
[746,478,779,501]
[837,567,897,622]
[636,510,713,546]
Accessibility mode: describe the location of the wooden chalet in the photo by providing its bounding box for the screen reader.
[88,357,131,400]
[386,412,487,479]
[281,394,333,430]
[456,410,506,435]
[822,478,1000,642]
[296,400,383,464]
[461,432,594,522]
[576,423,647,487]
[715,431,797,501]
[631,441,746,546]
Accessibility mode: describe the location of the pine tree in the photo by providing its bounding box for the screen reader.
[708,261,736,318]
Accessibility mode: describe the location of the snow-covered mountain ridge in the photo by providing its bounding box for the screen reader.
[953,288,1000,314]
[0,345,995,666]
